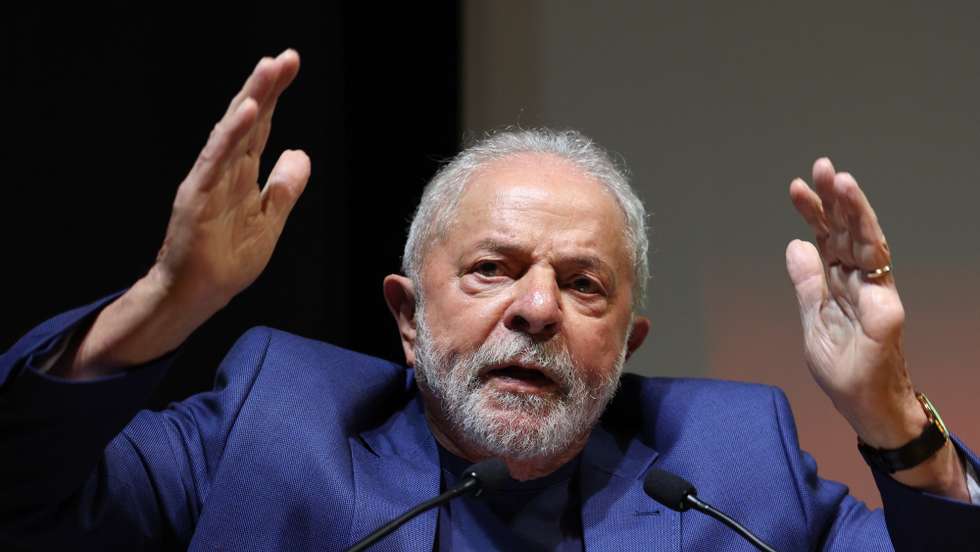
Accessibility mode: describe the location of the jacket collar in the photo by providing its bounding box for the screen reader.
[580,421,679,550]
[348,394,441,551]
[350,378,678,550]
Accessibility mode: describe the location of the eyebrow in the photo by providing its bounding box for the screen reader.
[468,238,527,259]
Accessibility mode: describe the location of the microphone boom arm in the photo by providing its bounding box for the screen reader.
[685,493,778,552]
[346,479,477,552]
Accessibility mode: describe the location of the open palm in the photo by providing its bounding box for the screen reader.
[786,158,913,441]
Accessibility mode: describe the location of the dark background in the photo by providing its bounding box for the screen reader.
[4,2,460,407]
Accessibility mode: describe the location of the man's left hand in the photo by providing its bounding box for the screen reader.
[786,157,968,500]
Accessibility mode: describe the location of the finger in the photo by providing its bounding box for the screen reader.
[223,56,282,121]
[785,239,828,317]
[267,49,301,107]
[789,178,834,262]
[812,157,857,266]
[191,98,260,191]
[811,157,838,222]
[826,264,858,317]
[261,149,311,229]
[813,157,847,239]
[248,50,301,157]
[834,172,891,272]
[188,56,282,191]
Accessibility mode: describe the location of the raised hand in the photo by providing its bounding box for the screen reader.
[59,51,310,377]
[786,158,911,442]
[158,49,309,311]
[786,158,967,498]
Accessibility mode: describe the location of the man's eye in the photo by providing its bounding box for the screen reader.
[571,276,601,294]
[474,261,503,277]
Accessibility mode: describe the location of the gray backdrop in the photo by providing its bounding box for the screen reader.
[463,0,980,507]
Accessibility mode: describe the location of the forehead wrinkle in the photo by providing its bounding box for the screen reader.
[466,237,529,256]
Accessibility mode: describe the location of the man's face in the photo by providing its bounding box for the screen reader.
[411,152,640,460]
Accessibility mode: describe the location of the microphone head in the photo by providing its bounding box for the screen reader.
[460,458,512,495]
[643,467,697,512]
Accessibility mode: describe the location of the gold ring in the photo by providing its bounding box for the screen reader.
[865,265,892,280]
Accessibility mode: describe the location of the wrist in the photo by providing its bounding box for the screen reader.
[844,388,927,450]
[851,390,970,501]
[890,440,969,501]
[145,262,232,316]
[60,268,215,379]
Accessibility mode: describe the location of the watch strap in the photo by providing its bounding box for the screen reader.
[857,392,950,474]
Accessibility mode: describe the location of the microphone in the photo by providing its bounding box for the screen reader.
[346,458,510,552]
[643,467,779,552]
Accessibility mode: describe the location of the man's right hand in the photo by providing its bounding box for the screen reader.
[53,50,310,379]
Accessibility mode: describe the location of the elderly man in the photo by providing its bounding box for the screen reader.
[2,50,978,550]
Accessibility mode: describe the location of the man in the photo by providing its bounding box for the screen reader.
[1,50,977,550]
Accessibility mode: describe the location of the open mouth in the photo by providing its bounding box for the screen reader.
[482,364,559,393]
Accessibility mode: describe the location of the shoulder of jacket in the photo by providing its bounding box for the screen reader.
[607,374,787,432]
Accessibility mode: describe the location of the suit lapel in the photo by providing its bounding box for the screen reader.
[348,396,441,551]
[347,393,680,551]
[580,423,680,551]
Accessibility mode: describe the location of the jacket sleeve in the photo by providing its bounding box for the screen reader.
[768,387,980,551]
[871,439,980,551]
[0,297,273,551]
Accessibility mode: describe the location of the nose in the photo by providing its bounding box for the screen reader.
[503,268,562,340]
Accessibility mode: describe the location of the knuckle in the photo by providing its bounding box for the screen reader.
[197,147,215,165]
[199,132,223,163]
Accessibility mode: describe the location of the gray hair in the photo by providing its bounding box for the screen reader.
[402,128,649,309]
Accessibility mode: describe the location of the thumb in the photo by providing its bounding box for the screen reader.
[785,239,827,316]
[262,149,311,226]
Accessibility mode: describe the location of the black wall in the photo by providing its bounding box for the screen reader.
[4,2,460,407]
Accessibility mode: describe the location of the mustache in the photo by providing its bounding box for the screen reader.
[458,333,577,393]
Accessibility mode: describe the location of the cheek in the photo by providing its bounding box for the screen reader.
[424,285,508,352]
[566,323,626,381]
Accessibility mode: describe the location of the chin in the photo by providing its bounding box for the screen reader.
[454,389,591,460]
[481,388,562,415]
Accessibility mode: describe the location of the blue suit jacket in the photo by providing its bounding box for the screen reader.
[1,298,978,551]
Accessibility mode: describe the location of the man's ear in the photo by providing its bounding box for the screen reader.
[625,315,651,360]
[383,274,418,366]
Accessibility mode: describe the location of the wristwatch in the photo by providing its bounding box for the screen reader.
[857,392,950,474]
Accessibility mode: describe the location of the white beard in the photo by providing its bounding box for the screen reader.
[413,307,627,460]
